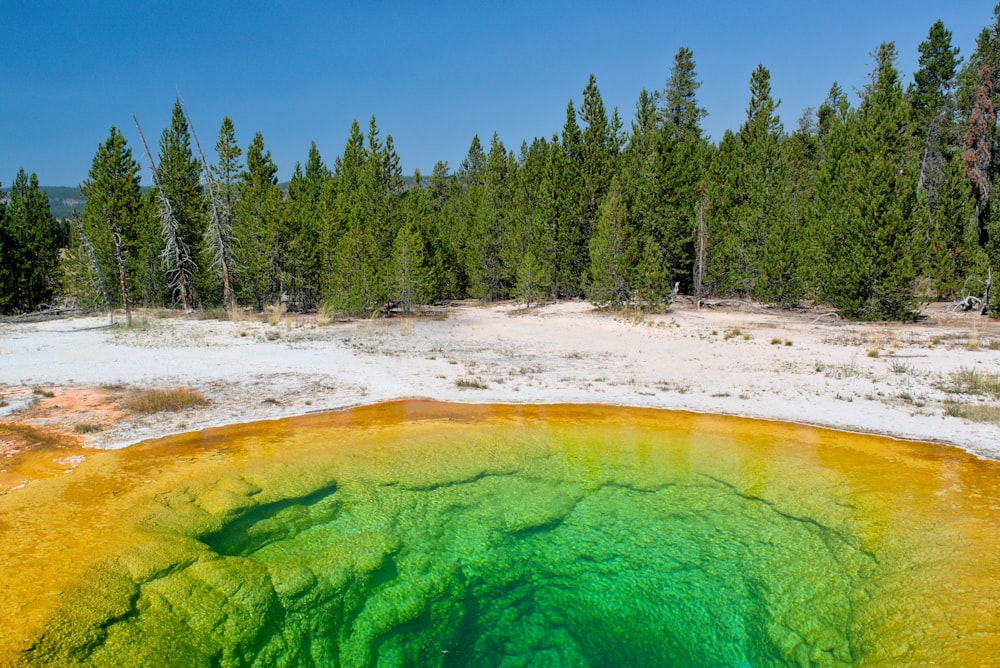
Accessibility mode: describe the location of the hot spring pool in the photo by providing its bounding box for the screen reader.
[2,401,998,666]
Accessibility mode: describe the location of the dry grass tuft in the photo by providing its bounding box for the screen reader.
[73,422,102,433]
[455,378,489,390]
[943,401,1000,424]
[316,301,337,326]
[123,387,208,414]
[267,302,287,326]
[196,308,230,321]
[939,367,1000,398]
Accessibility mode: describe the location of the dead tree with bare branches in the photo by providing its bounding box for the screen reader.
[178,97,237,318]
[71,209,114,324]
[963,65,998,316]
[132,114,195,311]
[106,211,132,327]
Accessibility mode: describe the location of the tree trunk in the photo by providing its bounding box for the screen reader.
[110,222,131,328]
[983,267,993,317]
[72,210,114,324]
[179,98,237,319]
[694,189,708,307]
[132,115,191,311]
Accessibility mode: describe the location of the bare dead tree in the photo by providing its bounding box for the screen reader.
[693,184,710,308]
[917,119,946,203]
[71,208,114,324]
[962,65,998,317]
[106,211,132,328]
[963,64,995,231]
[178,96,236,319]
[984,267,993,316]
[132,114,194,311]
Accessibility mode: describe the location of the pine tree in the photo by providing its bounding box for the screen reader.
[467,133,513,301]
[323,117,406,315]
[588,179,633,307]
[0,170,61,313]
[925,150,984,297]
[285,141,331,309]
[424,161,463,299]
[0,181,9,310]
[910,21,962,218]
[212,117,242,215]
[656,120,709,291]
[78,127,144,314]
[784,110,821,295]
[578,74,615,246]
[554,102,585,296]
[515,248,548,308]
[157,99,205,307]
[427,160,452,210]
[446,135,487,297]
[390,180,434,313]
[234,132,283,308]
[659,47,708,134]
[508,137,557,303]
[820,43,919,320]
[131,114,175,308]
[601,48,711,301]
[911,21,962,145]
[708,65,794,302]
[816,83,850,142]
[367,117,406,308]
[705,129,741,295]
[207,117,242,311]
[613,91,659,303]
[635,235,671,309]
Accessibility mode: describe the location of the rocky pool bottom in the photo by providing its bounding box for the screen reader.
[1,402,998,666]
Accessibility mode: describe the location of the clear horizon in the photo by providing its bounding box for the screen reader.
[3,0,995,187]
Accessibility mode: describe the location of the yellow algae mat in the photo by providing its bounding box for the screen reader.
[1,401,998,666]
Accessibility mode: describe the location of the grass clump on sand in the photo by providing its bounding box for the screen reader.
[123,387,208,414]
[73,422,102,433]
[455,378,489,390]
[939,367,1000,399]
[943,401,1000,424]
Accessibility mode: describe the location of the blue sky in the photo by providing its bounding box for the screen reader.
[3,1,997,187]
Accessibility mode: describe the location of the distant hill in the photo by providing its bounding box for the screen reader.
[37,186,153,219]
[37,176,424,219]
[41,186,86,219]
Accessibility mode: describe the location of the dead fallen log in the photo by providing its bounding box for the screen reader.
[2,307,80,323]
[696,299,770,313]
[950,295,983,312]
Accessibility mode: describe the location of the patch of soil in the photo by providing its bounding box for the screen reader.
[0,386,126,492]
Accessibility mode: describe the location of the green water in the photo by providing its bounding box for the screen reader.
[11,403,1000,666]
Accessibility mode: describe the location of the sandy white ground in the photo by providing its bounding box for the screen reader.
[1,300,998,459]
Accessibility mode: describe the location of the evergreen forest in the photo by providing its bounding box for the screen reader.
[5,9,1000,321]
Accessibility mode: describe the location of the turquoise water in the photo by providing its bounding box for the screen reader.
[6,402,1000,666]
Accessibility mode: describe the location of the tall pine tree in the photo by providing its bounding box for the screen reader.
[78,127,144,313]
[285,141,331,309]
[157,99,205,307]
[0,170,61,313]
[234,132,283,309]
[709,65,794,303]
[820,43,919,320]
